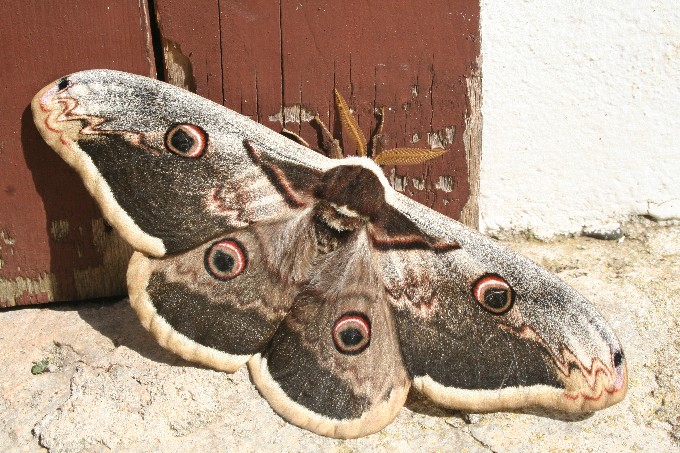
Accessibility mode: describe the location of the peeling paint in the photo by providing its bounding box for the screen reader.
[0,273,57,307]
[268,105,315,125]
[72,219,132,300]
[50,220,70,242]
[411,133,420,143]
[412,178,426,191]
[0,230,17,271]
[435,175,454,193]
[0,219,132,307]
[1,230,16,245]
[427,126,456,149]
[162,38,196,92]
[389,168,408,192]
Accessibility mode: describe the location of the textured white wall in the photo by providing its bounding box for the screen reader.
[479,1,680,236]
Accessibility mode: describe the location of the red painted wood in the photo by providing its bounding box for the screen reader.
[153,0,284,123]
[220,2,284,124]
[0,1,155,306]
[155,0,480,220]
[151,0,223,103]
[276,1,479,218]
[3,0,479,307]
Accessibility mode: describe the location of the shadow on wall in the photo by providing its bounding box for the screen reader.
[21,104,130,302]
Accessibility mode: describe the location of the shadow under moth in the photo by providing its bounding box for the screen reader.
[32,70,627,439]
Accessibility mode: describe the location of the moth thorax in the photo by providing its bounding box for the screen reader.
[316,165,386,220]
[314,202,366,253]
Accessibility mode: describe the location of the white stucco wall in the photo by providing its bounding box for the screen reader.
[479,1,680,236]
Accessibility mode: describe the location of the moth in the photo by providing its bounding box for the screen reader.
[32,70,627,439]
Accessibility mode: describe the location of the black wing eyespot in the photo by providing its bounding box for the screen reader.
[613,350,624,368]
[56,78,70,92]
[612,349,626,390]
[332,312,371,355]
[472,274,515,315]
[165,124,207,158]
[204,239,247,280]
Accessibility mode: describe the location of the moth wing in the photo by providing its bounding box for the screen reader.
[32,69,328,256]
[378,193,627,413]
[128,213,317,372]
[248,231,411,439]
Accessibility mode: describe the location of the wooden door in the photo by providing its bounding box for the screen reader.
[1,1,155,306]
[1,0,480,307]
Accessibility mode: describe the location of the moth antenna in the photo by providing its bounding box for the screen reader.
[334,89,368,157]
[372,147,447,166]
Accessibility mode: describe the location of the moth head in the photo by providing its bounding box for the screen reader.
[316,165,386,220]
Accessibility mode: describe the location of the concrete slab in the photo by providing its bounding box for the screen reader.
[1,221,677,451]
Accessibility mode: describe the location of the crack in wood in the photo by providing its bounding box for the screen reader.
[147,0,166,80]
[161,38,196,92]
[217,0,225,105]
[278,0,285,125]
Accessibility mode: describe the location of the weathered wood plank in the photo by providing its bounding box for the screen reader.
[0,1,155,306]
[3,0,480,307]
[219,1,284,123]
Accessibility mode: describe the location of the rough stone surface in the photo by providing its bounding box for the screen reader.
[1,221,678,452]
